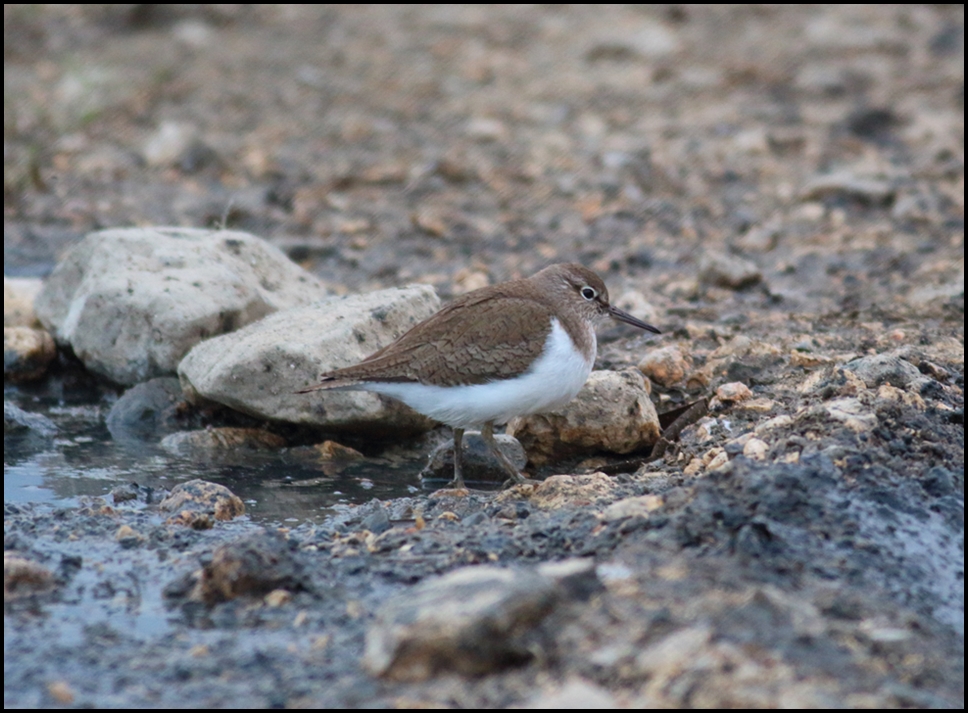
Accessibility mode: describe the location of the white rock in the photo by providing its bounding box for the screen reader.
[601,494,664,521]
[825,398,877,432]
[698,252,762,290]
[614,290,660,327]
[466,117,507,142]
[526,679,618,709]
[732,127,769,155]
[626,22,680,57]
[35,228,330,385]
[755,415,793,435]
[178,285,440,431]
[143,121,195,166]
[705,449,729,472]
[172,19,213,48]
[736,223,781,253]
[742,437,769,460]
[801,172,894,204]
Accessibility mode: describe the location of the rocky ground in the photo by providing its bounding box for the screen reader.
[4,5,964,708]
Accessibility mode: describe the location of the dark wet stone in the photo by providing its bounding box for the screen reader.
[734,518,784,559]
[110,483,141,503]
[930,24,962,55]
[106,377,185,441]
[846,107,899,142]
[930,496,964,530]
[462,510,488,527]
[725,356,783,386]
[361,507,391,534]
[421,431,527,484]
[117,533,144,550]
[919,379,945,399]
[57,555,83,582]
[162,570,198,601]
[177,139,222,173]
[921,466,956,498]
[4,401,56,436]
[819,591,866,621]
[194,530,312,604]
[4,532,29,550]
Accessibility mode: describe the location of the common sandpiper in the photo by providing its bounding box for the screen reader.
[298,263,660,488]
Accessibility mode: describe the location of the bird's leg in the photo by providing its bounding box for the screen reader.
[481,421,528,485]
[450,427,466,489]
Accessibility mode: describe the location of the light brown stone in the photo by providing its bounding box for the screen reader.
[637,345,690,387]
[159,479,245,521]
[527,473,619,510]
[4,326,57,382]
[507,369,660,465]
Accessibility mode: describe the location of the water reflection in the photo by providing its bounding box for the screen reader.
[5,377,434,524]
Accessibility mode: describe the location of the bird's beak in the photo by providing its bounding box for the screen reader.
[608,304,661,334]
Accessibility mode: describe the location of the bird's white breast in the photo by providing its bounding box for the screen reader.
[364,318,595,428]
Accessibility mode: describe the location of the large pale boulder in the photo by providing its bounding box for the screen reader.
[178,285,441,433]
[34,227,330,385]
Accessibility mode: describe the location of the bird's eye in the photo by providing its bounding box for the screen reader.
[580,286,597,300]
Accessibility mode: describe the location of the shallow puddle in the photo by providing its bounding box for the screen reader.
[4,375,444,524]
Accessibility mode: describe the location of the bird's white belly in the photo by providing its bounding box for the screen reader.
[366,318,594,428]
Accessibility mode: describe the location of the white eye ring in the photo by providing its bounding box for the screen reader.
[580,286,597,300]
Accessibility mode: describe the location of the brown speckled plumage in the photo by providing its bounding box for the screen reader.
[301,264,620,388]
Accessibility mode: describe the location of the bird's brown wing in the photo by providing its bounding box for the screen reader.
[304,293,555,388]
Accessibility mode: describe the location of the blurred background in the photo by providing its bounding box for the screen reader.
[5,4,963,306]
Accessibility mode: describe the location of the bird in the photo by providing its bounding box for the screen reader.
[297,263,660,488]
